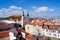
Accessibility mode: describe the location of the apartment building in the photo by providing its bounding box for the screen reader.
[25,19,60,39]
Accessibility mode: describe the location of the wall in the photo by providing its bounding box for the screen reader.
[25,25,60,38]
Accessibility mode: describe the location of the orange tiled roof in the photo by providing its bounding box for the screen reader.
[26,33,33,38]
[36,21,44,26]
[28,19,60,30]
[0,32,9,38]
[30,19,44,26]
[44,23,59,30]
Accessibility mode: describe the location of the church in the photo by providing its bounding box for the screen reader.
[21,11,29,28]
[9,11,30,29]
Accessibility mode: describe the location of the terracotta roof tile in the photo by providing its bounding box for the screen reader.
[0,32,9,38]
[26,33,33,38]
[28,19,59,30]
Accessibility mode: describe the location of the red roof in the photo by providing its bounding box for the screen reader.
[0,32,9,38]
[28,19,59,30]
[30,19,44,26]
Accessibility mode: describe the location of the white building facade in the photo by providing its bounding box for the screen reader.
[25,24,60,38]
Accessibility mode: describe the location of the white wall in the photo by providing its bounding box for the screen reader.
[9,32,16,40]
[25,25,60,38]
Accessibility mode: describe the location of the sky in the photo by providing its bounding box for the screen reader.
[0,0,60,18]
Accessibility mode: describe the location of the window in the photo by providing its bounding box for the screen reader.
[53,34,56,37]
[49,33,51,35]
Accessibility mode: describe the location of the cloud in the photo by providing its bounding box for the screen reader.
[31,5,37,9]
[0,5,59,18]
[34,7,54,12]
[9,5,22,10]
[0,5,24,17]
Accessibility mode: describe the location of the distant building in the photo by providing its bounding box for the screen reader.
[25,19,60,39]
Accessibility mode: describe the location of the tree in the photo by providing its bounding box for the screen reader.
[8,15,22,20]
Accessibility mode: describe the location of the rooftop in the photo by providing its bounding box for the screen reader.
[0,32,9,38]
[27,19,60,30]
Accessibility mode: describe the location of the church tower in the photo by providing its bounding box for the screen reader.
[25,12,29,24]
[21,11,29,30]
[21,11,25,29]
